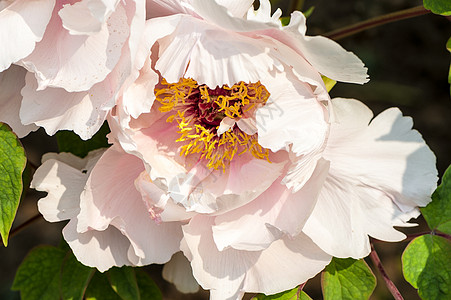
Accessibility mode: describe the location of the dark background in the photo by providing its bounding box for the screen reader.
[1,1,450,299]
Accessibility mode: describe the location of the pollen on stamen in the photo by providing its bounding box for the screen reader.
[154,78,271,171]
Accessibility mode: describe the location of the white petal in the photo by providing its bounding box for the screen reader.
[183,216,331,298]
[21,1,129,92]
[217,117,236,136]
[212,159,329,251]
[303,98,437,258]
[284,12,369,84]
[63,219,136,272]
[20,73,108,140]
[0,66,38,137]
[32,151,104,223]
[0,0,54,71]
[78,145,183,265]
[162,252,200,294]
[215,0,253,18]
[155,15,282,88]
[59,0,120,35]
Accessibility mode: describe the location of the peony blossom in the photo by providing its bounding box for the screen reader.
[32,0,438,299]
[0,0,145,139]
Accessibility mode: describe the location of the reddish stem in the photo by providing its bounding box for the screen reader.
[324,5,430,40]
[369,243,404,300]
[9,213,42,239]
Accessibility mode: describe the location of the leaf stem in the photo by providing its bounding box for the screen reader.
[296,282,307,298]
[324,5,430,40]
[9,213,42,239]
[369,243,404,300]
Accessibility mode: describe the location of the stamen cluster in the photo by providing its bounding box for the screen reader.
[155,78,271,170]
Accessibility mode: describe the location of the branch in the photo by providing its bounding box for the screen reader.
[9,213,42,239]
[324,5,430,40]
[369,243,404,300]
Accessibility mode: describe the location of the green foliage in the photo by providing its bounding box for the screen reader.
[60,252,95,300]
[56,122,110,158]
[135,270,162,300]
[321,76,337,92]
[12,246,66,300]
[322,258,376,300]
[0,123,27,246]
[85,272,122,300]
[422,164,451,234]
[252,286,312,300]
[423,0,451,15]
[402,234,451,300]
[108,267,141,300]
[12,246,162,300]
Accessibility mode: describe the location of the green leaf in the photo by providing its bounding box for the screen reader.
[60,252,95,300]
[421,164,451,234]
[56,122,110,158]
[85,272,122,300]
[252,286,312,300]
[322,258,376,300]
[423,0,451,16]
[280,17,290,26]
[303,6,315,18]
[12,246,66,300]
[321,76,337,92]
[402,234,451,299]
[0,123,27,246]
[135,270,162,300]
[107,266,140,300]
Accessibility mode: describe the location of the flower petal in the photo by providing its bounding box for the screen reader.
[0,0,54,71]
[63,219,137,272]
[20,73,108,140]
[303,98,438,258]
[78,145,183,265]
[162,251,200,294]
[183,215,331,298]
[0,66,38,137]
[58,0,120,35]
[21,1,129,92]
[212,159,329,251]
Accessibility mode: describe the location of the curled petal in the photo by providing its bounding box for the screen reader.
[0,0,54,71]
[303,98,438,258]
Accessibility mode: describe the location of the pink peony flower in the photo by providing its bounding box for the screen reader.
[0,0,146,138]
[32,0,438,298]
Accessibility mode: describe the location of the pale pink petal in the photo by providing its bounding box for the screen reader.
[303,98,437,258]
[63,219,137,272]
[212,159,329,251]
[154,15,283,88]
[170,154,286,215]
[283,12,368,84]
[190,0,278,33]
[183,216,331,298]
[33,151,104,222]
[20,73,108,140]
[245,0,282,25]
[59,0,120,35]
[146,0,196,19]
[21,1,129,92]
[217,117,236,136]
[0,0,54,71]
[162,252,200,294]
[0,66,38,137]
[215,0,253,18]
[78,145,183,265]
[257,69,328,191]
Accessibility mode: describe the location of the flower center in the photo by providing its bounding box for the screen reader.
[155,78,271,170]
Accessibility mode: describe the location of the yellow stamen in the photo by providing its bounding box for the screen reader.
[155,78,271,171]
